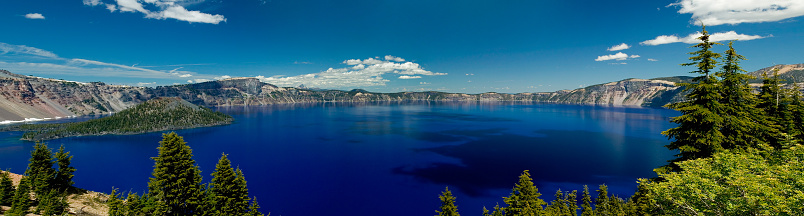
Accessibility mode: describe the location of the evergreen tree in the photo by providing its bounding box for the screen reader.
[546,189,566,215]
[247,197,265,216]
[146,132,205,215]
[0,170,14,206]
[108,188,125,216]
[594,185,610,216]
[717,41,765,149]
[26,142,55,196]
[36,189,67,216]
[757,68,789,147]
[581,185,593,216]
[8,177,32,216]
[503,170,545,216]
[125,192,146,216]
[54,144,76,191]
[565,190,578,216]
[208,153,251,215]
[661,25,726,172]
[486,203,503,216]
[436,187,460,216]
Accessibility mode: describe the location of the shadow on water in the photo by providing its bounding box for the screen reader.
[393,129,670,197]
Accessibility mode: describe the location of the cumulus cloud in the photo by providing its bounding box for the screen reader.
[25,13,45,19]
[258,56,446,89]
[640,31,766,45]
[84,0,226,24]
[670,0,804,26]
[595,52,640,61]
[385,55,405,62]
[607,43,630,51]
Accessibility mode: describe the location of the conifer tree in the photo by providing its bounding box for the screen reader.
[8,177,32,216]
[436,187,460,216]
[147,132,204,215]
[247,197,265,216]
[209,153,251,215]
[546,189,566,215]
[26,142,55,196]
[36,189,67,215]
[594,185,610,216]
[717,41,765,149]
[661,25,726,172]
[757,68,789,147]
[503,170,545,216]
[565,190,578,216]
[0,170,14,206]
[125,192,146,216]
[109,188,125,216]
[485,203,503,216]
[54,145,76,191]
[581,185,593,216]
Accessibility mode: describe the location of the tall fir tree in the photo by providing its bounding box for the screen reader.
[247,197,265,216]
[581,185,593,216]
[564,190,578,216]
[661,25,726,172]
[8,176,32,216]
[757,68,789,147]
[436,187,460,216]
[717,41,766,149]
[208,153,250,215]
[147,132,205,215]
[36,189,67,215]
[503,170,545,216]
[125,192,146,216]
[54,145,76,191]
[594,185,610,216]
[26,142,55,196]
[0,170,14,206]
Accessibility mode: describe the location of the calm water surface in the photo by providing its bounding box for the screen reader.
[0,102,678,215]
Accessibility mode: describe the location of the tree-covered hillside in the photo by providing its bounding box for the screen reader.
[9,97,232,141]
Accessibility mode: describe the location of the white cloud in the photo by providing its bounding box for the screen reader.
[670,0,804,26]
[648,58,659,61]
[0,42,57,58]
[595,52,640,61]
[607,43,630,51]
[179,74,193,77]
[609,62,628,65]
[84,0,226,24]
[640,31,766,45]
[384,55,405,62]
[83,0,103,6]
[214,75,231,80]
[258,56,445,89]
[25,13,45,19]
[420,82,430,85]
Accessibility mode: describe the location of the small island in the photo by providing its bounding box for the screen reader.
[7,97,233,141]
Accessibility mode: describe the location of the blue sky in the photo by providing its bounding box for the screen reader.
[1,0,803,93]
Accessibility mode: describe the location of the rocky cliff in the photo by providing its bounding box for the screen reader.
[5,65,800,122]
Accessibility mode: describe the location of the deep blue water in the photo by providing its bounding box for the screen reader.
[0,102,678,215]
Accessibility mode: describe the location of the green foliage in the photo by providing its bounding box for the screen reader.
[36,189,68,215]
[0,170,14,206]
[109,188,125,216]
[716,41,766,149]
[637,146,804,215]
[147,132,205,215]
[15,97,233,141]
[503,170,546,216]
[26,142,56,196]
[125,192,146,216]
[436,187,460,216]
[247,197,265,216]
[581,185,593,216]
[8,177,32,216]
[54,144,76,191]
[208,153,251,216]
[545,189,577,216]
[594,185,610,215]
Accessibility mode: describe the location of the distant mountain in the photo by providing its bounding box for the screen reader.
[748,64,804,84]
[0,64,801,122]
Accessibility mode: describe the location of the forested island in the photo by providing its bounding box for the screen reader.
[4,97,233,141]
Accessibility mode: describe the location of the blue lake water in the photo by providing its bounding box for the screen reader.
[0,102,678,215]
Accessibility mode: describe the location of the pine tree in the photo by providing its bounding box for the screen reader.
[0,170,14,206]
[109,188,125,216]
[565,190,578,216]
[247,197,265,216]
[8,177,32,216]
[661,25,726,172]
[757,68,789,147]
[717,41,765,149]
[581,185,593,216]
[26,142,55,196]
[436,187,460,216]
[503,170,545,216]
[209,153,251,215]
[125,192,146,216]
[546,189,566,215]
[594,185,610,216]
[54,144,76,191]
[37,189,67,215]
[147,132,205,215]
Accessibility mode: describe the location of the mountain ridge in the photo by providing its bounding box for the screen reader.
[0,65,801,122]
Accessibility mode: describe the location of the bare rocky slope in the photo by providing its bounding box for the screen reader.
[1,64,801,122]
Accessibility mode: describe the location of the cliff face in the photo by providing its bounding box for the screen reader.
[0,70,689,122]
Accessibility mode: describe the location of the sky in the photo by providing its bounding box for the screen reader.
[1,0,803,93]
